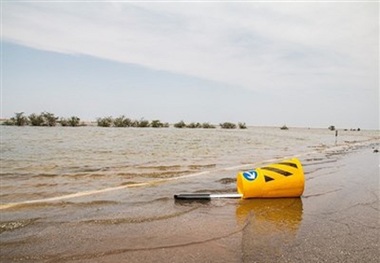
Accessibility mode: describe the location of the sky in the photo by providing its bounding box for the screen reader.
[1,0,379,129]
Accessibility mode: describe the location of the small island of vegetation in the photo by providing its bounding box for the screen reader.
[3,112,83,127]
[2,112,248,130]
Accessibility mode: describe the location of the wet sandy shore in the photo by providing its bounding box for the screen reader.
[1,144,379,262]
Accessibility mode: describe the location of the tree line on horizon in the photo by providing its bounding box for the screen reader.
[3,112,80,127]
[2,112,247,129]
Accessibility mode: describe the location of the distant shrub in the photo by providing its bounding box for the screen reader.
[97,117,113,127]
[2,119,15,126]
[41,112,58,126]
[16,112,29,126]
[60,118,68,126]
[3,112,30,126]
[328,125,335,131]
[4,112,59,127]
[138,119,150,128]
[60,116,81,127]
[238,122,247,129]
[113,115,132,127]
[186,122,202,128]
[69,116,81,126]
[3,112,220,130]
[28,112,58,127]
[220,122,237,129]
[174,121,186,128]
[29,113,45,126]
[129,119,150,128]
[4,112,29,126]
[130,120,139,127]
[202,123,216,129]
[280,125,288,130]
[151,120,169,128]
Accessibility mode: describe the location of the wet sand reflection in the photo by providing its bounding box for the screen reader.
[236,198,303,262]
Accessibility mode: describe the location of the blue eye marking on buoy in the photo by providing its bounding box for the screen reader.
[243,170,258,181]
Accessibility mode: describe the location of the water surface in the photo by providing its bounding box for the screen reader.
[2,126,375,205]
[1,126,379,262]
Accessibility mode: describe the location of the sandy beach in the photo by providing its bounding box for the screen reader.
[1,128,379,262]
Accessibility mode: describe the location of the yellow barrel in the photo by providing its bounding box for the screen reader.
[236,158,304,198]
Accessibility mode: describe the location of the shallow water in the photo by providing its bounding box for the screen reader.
[1,126,379,262]
[1,126,377,205]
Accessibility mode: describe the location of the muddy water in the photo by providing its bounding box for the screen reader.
[1,126,379,262]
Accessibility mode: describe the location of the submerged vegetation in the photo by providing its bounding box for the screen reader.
[3,112,29,126]
[219,122,237,129]
[60,117,82,127]
[238,122,247,129]
[2,113,364,131]
[3,112,247,129]
[97,117,168,128]
[3,112,62,127]
[173,121,186,128]
[97,117,113,127]
[151,120,170,128]
[220,122,247,129]
[202,123,216,129]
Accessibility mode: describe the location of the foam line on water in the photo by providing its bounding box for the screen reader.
[0,171,211,210]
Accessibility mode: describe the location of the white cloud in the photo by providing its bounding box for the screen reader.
[2,1,378,128]
[3,2,377,92]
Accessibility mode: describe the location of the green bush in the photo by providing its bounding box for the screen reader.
[29,113,44,126]
[97,117,113,127]
[138,119,150,128]
[69,116,81,126]
[4,112,59,127]
[186,122,202,128]
[15,112,28,126]
[3,112,28,126]
[129,119,150,128]
[220,122,237,129]
[28,112,58,126]
[3,113,243,130]
[2,119,15,126]
[60,116,81,127]
[41,112,58,126]
[113,116,132,127]
[202,123,216,129]
[8,112,28,126]
[151,120,166,128]
[60,118,69,127]
[238,122,247,129]
[174,120,186,128]
[15,112,29,126]
[130,120,139,127]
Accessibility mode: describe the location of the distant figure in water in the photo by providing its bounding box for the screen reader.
[335,130,338,137]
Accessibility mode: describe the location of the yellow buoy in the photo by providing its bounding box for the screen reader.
[236,158,305,198]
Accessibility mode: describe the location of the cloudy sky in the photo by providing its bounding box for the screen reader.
[1,0,379,129]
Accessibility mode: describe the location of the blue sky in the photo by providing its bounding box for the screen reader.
[1,1,379,129]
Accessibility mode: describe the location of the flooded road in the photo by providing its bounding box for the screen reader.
[1,127,379,262]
